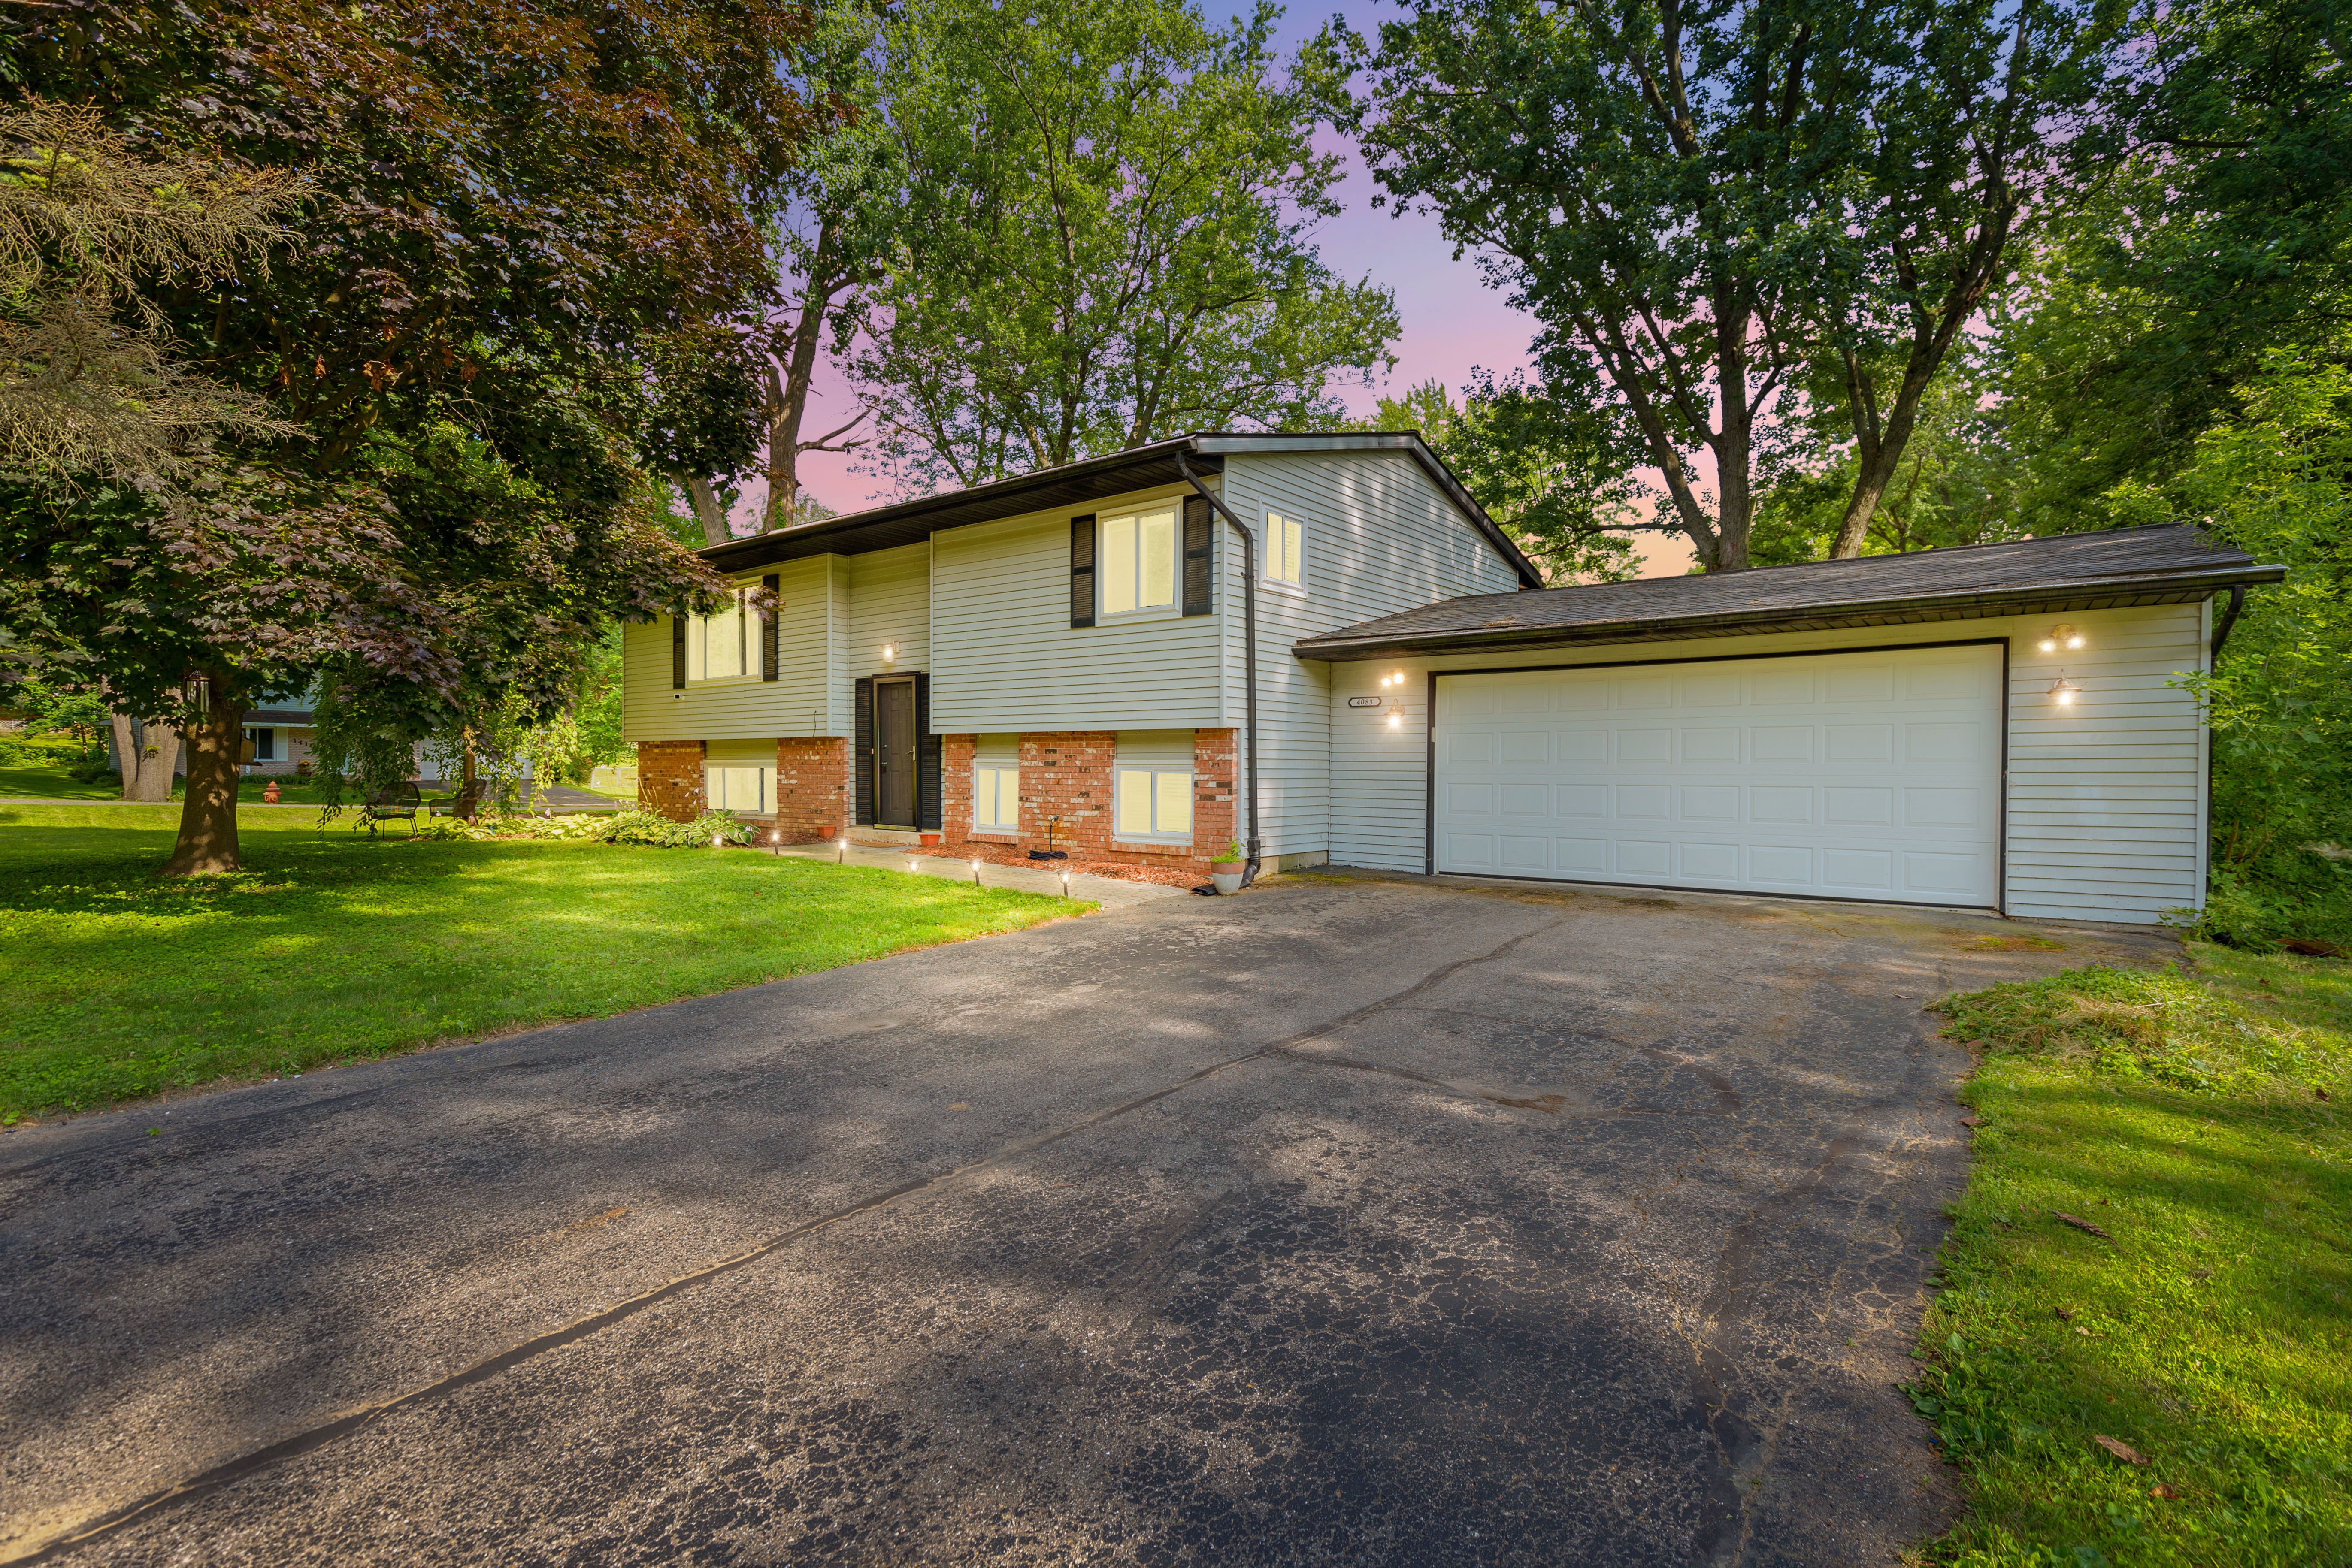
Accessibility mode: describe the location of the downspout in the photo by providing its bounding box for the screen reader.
[2209,583,2246,657]
[1175,451,1261,887]
[2203,583,2246,916]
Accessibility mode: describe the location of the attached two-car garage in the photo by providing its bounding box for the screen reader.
[1432,643,2005,908]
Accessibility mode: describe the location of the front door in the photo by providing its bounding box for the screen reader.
[876,677,917,826]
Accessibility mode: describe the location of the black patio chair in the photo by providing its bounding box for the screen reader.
[363,781,423,838]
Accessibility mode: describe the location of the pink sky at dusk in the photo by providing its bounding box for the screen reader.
[775,0,1696,578]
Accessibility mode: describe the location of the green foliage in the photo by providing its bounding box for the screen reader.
[852,0,1398,491]
[1916,954,2352,1566]
[599,809,757,848]
[0,804,1080,1121]
[1322,0,2105,569]
[1345,375,1641,582]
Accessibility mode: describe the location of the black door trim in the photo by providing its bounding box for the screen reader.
[1423,636,2012,911]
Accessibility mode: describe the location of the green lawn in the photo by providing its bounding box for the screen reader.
[0,804,1086,1123]
[1914,948,2352,1566]
[0,763,357,805]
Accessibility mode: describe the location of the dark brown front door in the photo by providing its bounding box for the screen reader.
[876,677,917,826]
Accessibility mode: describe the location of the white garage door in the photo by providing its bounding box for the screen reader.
[1433,644,2003,906]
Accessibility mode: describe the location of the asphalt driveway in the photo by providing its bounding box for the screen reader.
[0,873,2173,1566]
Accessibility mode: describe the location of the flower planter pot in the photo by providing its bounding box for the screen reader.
[1209,860,1245,896]
[919,831,943,847]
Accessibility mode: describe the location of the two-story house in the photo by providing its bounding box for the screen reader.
[624,431,2282,925]
[622,433,1535,877]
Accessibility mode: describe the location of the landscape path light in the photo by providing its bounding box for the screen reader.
[972,858,983,886]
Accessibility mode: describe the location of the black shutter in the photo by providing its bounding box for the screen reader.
[915,672,941,831]
[854,676,876,826]
[760,574,780,681]
[672,613,686,689]
[1182,495,1214,615]
[1069,514,1096,627]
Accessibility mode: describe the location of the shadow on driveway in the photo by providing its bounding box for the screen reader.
[0,875,2175,1565]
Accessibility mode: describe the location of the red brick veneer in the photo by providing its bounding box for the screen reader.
[774,736,850,842]
[637,739,705,822]
[937,727,1240,874]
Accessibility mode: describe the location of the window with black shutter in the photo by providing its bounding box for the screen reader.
[1182,495,1213,615]
[760,574,780,680]
[672,614,686,689]
[1070,514,1096,627]
[915,672,941,831]
[854,676,876,825]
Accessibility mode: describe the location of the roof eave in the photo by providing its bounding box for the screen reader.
[1291,564,2287,662]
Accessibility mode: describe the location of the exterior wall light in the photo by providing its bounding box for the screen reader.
[2049,675,2081,707]
[881,643,897,663]
[2037,624,2085,653]
[1387,712,1402,729]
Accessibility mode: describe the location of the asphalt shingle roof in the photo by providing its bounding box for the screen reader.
[1295,524,2285,660]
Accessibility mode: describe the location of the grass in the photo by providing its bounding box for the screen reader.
[0,804,1088,1124]
[1913,947,2352,1567]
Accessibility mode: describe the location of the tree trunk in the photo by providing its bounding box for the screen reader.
[112,711,182,801]
[162,685,244,876]
[682,476,730,547]
[454,730,482,821]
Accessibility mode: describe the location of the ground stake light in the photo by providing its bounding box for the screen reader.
[972,858,983,886]
[837,837,847,863]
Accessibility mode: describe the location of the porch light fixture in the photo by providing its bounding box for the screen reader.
[2037,624,2085,653]
[881,643,897,663]
[2049,675,2081,707]
[1387,712,1402,729]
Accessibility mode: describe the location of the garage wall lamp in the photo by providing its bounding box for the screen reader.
[2037,624,2085,653]
[2048,674,2081,707]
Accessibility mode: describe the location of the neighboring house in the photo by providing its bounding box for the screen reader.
[623,432,2282,925]
[239,701,317,776]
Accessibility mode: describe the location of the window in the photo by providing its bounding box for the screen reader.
[1100,506,1177,616]
[705,764,772,813]
[972,764,1020,831]
[245,727,275,762]
[1114,766,1193,840]
[685,590,752,681]
[1266,511,1304,587]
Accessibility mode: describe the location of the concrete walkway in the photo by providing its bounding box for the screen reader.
[764,837,1190,907]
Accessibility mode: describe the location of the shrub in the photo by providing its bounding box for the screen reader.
[599,809,754,848]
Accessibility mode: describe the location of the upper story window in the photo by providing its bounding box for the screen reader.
[1101,506,1178,616]
[1266,511,1304,587]
[685,589,753,681]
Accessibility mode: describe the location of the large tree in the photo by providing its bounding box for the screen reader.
[2,0,813,871]
[1322,0,2103,569]
[1344,375,1645,582]
[850,0,1400,492]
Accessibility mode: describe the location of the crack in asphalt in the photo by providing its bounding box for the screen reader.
[10,915,1566,1567]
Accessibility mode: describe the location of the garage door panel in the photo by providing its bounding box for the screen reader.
[1822,848,1895,889]
[1616,785,1672,819]
[1435,645,2001,907]
[1825,724,1894,761]
[1616,840,1670,876]
[1679,785,1742,822]
[1824,787,1895,827]
[1682,727,1741,762]
[1747,844,1814,884]
[1750,786,1813,824]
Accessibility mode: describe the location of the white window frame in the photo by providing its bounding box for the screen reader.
[1113,765,1194,842]
[1265,511,1305,589]
[704,762,773,814]
[1098,505,1180,619]
[972,762,1020,832]
[685,588,755,683]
